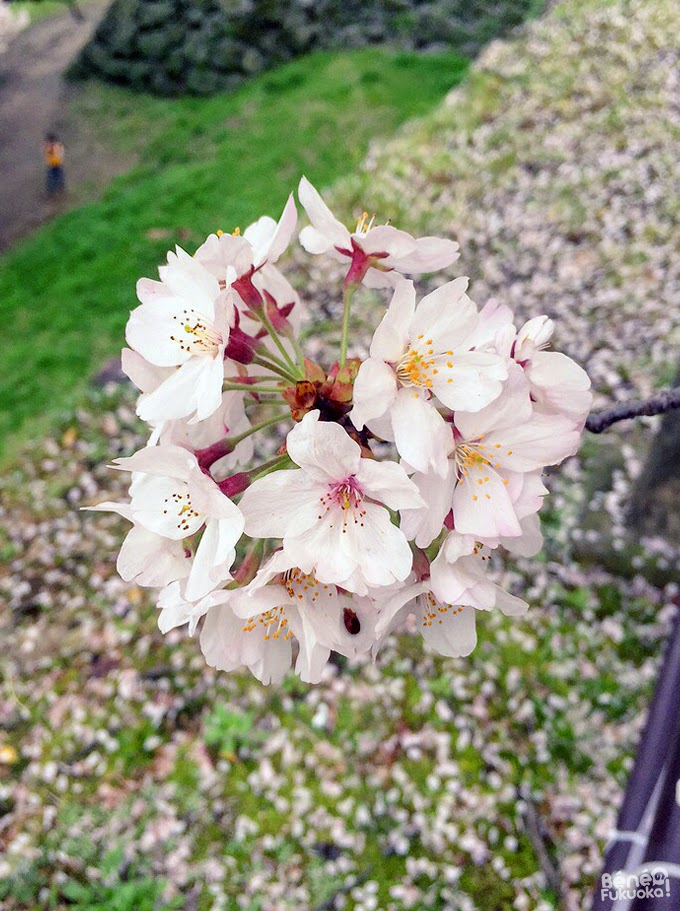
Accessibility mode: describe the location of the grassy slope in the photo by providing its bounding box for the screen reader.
[0,48,467,459]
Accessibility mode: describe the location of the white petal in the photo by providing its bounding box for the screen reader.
[488,413,581,472]
[118,526,190,587]
[350,358,398,430]
[351,503,414,589]
[121,348,170,394]
[286,410,360,482]
[399,464,456,548]
[112,444,195,480]
[283,512,359,590]
[264,193,297,264]
[126,301,193,367]
[298,176,350,250]
[361,225,417,259]
[355,457,424,510]
[408,277,471,341]
[391,389,452,477]
[136,357,221,424]
[184,518,239,602]
[525,351,592,421]
[239,470,322,538]
[388,236,460,274]
[369,279,416,361]
[130,475,205,540]
[432,351,507,412]
[452,468,523,538]
[420,601,477,657]
[454,364,532,441]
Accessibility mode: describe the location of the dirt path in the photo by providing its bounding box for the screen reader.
[0,1,112,252]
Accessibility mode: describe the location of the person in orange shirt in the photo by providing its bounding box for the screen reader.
[43,132,65,196]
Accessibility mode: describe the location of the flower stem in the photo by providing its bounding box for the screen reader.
[196,413,287,471]
[223,381,284,394]
[286,330,306,374]
[257,309,301,378]
[251,353,298,384]
[233,413,288,444]
[339,283,357,368]
[248,453,293,480]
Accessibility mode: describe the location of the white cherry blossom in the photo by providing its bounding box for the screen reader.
[298,176,459,288]
[239,410,424,594]
[107,444,244,601]
[351,279,507,475]
[126,247,233,424]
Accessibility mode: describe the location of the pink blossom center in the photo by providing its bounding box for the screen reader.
[318,476,367,531]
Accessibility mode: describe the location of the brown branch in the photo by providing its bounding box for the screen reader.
[586,388,680,434]
[521,789,564,904]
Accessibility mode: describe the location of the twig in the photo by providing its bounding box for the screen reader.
[586,388,680,434]
[521,788,564,905]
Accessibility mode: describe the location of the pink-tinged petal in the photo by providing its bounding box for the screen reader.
[298,176,350,250]
[121,348,170,394]
[391,389,453,477]
[430,548,496,611]
[130,474,205,540]
[156,583,228,634]
[243,215,277,264]
[389,236,460,274]
[200,600,292,684]
[350,358,398,430]
[189,471,244,525]
[369,279,416,361]
[465,299,515,351]
[360,267,396,289]
[190,353,225,424]
[408,277,471,341]
[351,503,413,589]
[508,471,548,520]
[291,610,332,684]
[420,601,477,658]
[365,412,395,442]
[162,246,220,314]
[432,351,507,412]
[399,463,456,548]
[374,581,426,640]
[136,277,171,305]
[299,225,334,255]
[286,410,361,482]
[86,499,134,522]
[516,316,553,353]
[239,469,322,538]
[452,467,523,538]
[494,588,528,616]
[266,193,297,263]
[137,357,221,424]
[355,457,424,510]
[112,444,195,480]
[125,301,193,367]
[184,518,237,601]
[283,513,359,590]
[307,592,377,658]
[500,514,543,557]
[118,526,190,587]
[454,364,532,441]
[525,351,592,422]
[360,225,417,259]
[490,413,581,472]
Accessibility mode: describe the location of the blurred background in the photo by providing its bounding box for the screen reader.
[1,1,679,909]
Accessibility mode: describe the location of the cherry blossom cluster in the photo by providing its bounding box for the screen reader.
[93,177,592,684]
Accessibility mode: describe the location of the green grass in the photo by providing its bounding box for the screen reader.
[0,48,468,459]
[11,0,92,23]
